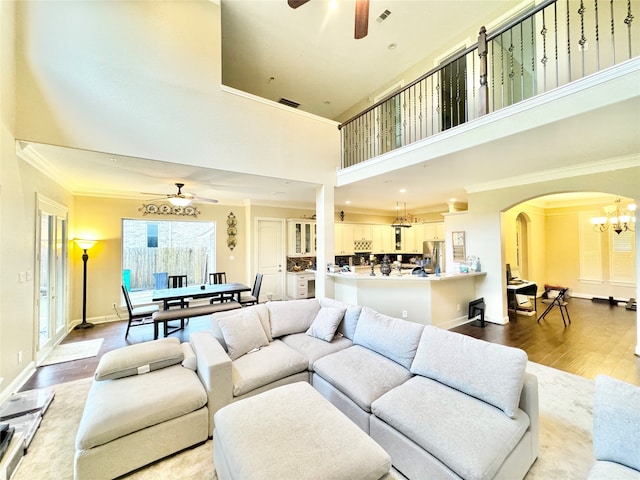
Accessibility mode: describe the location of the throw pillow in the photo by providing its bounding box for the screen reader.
[95,337,183,381]
[218,309,270,360]
[306,306,346,342]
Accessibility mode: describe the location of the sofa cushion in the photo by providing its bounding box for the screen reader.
[313,345,412,412]
[94,337,183,381]
[353,307,424,369]
[218,309,269,360]
[211,304,272,350]
[411,325,527,418]
[231,340,309,397]
[305,306,346,342]
[588,461,640,480]
[267,299,320,338]
[319,297,362,340]
[76,365,207,450]
[281,332,353,370]
[372,376,530,480]
[181,342,197,371]
[592,375,640,472]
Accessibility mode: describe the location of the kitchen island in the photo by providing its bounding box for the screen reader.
[328,271,486,329]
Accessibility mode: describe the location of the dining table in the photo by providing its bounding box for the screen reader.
[152,282,251,310]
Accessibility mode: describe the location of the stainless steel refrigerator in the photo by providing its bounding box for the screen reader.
[422,241,445,273]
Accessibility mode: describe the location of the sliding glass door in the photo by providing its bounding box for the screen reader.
[36,195,68,364]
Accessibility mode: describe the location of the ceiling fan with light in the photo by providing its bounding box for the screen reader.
[143,183,218,207]
[288,0,370,39]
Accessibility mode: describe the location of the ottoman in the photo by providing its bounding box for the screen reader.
[213,382,392,480]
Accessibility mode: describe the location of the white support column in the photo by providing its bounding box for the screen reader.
[315,185,335,299]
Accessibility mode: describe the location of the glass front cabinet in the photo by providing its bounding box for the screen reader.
[287,219,316,256]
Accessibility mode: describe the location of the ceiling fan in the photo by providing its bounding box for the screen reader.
[144,183,218,207]
[288,0,370,39]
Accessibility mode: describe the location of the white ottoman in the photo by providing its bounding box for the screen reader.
[213,382,392,480]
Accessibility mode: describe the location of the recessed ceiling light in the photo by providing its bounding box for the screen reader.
[399,188,406,193]
[345,200,351,204]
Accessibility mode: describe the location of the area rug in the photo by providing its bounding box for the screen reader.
[40,339,104,366]
[13,361,595,479]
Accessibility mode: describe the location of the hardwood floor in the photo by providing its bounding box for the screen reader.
[20,297,639,391]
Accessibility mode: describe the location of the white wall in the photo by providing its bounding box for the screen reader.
[14,0,339,186]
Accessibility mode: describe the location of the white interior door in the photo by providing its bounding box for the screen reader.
[256,218,285,301]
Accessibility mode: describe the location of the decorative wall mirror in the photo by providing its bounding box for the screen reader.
[452,231,466,262]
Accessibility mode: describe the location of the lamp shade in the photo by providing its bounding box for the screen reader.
[169,196,192,207]
[74,239,97,251]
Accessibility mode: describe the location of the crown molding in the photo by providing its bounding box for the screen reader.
[16,141,74,194]
[466,155,640,194]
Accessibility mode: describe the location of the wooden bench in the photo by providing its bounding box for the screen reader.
[152,301,241,339]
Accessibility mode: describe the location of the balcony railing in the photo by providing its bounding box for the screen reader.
[339,0,637,168]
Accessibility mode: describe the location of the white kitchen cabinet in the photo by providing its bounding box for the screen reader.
[371,225,394,253]
[424,222,445,241]
[287,272,315,299]
[403,224,425,253]
[335,223,354,255]
[352,224,372,241]
[288,220,316,256]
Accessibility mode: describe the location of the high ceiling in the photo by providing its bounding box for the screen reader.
[221,0,523,119]
[17,1,639,215]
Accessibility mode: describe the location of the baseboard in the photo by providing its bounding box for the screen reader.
[0,362,36,405]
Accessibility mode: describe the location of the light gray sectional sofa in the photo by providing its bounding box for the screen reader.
[75,297,538,480]
[75,337,210,479]
[587,375,640,479]
[205,298,539,480]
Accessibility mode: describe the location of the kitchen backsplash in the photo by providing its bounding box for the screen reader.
[287,257,315,272]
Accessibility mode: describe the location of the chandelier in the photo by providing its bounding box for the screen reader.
[391,202,412,228]
[590,198,636,234]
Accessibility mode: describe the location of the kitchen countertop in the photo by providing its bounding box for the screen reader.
[328,271,485,281]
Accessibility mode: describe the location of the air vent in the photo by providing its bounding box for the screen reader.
[279,98,300,108]
[376,9,391,23]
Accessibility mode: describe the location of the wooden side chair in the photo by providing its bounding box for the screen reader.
[209,272,233,303]
[240,273,263,306]
[537,287,571,327]
[122,285,159,338]
[167,275,189,309]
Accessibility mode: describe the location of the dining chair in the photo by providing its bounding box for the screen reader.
[122,285,159,338]
[209,272,233,303]
[240,273,263,306]
[167,275,189,309]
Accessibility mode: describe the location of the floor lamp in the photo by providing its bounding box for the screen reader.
[74,239,98,330]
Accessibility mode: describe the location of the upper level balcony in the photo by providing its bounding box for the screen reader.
[339,0,639,170]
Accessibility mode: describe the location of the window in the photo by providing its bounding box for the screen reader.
[147,223,158,248]
[122,219,216,292]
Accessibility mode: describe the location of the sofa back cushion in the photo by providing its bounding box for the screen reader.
[267,298,321,338]
[411,326,527,418]
[319,297,362,340]
[353,307,424,370]
[592,375,640,471]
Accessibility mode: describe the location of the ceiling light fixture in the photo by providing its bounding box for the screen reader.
[391,202,412,228]
[591,198,636,234]
[168,183,193,207]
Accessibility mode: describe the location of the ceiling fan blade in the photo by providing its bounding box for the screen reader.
[194,196,219,204]
[354,0,369,39]
[288,0,311,8]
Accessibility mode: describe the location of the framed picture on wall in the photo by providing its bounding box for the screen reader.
[452,231,466,262]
